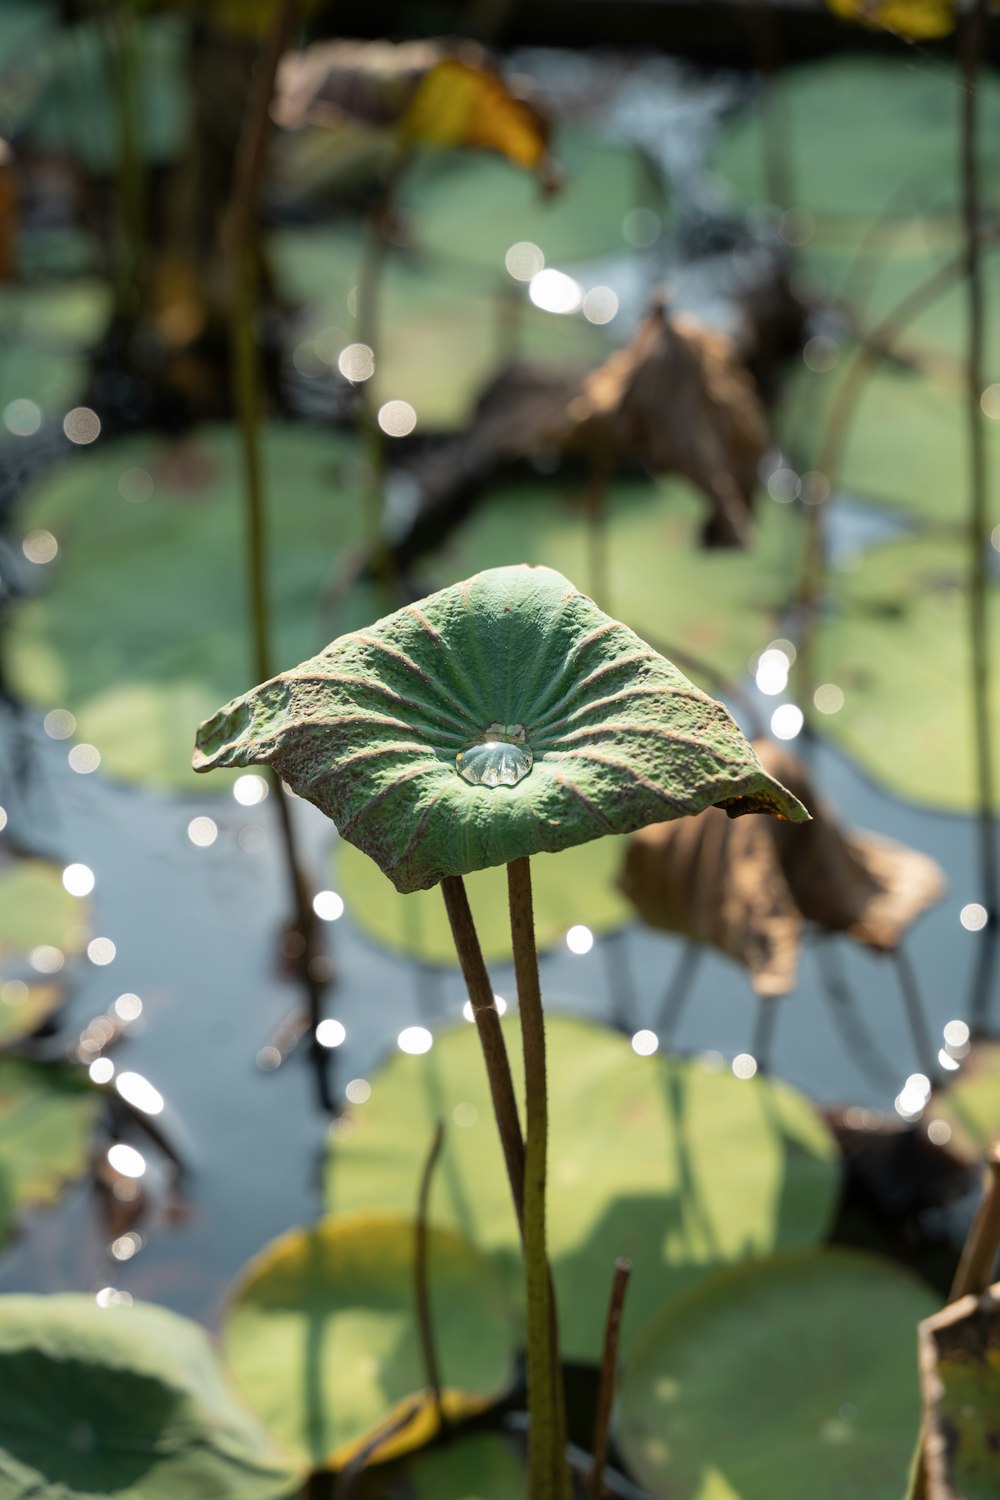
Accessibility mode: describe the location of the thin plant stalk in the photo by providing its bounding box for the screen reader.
[106,0,144,328]
[414,1119,447,1432]
[751,993,780,1075]
[225,0,331,1068]
[440,874,525,1226]
[892,945,939,1084]
[587,1259,632,1500]
[657,941,703,1045]
[813,940,898,1095]
[960,0,999,1014]
[508,855,572,1500]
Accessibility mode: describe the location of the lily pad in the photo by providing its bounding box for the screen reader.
[404,127,651,274]
[0,1294,302,1500]
[6,424,367,793]
[927,1041,1000,1164]
[222,1210,515,1472]
[712,57,1000,235]
[920,1285,1000,1500]
[617,1248,937,1500]
[777,358,1000,525]
[360,1433,525,1500]
[323,1016,840,1363]
[0,857,84,963]
[0,1057,99,1216]
[335,834,629,964]
[0,281,110,418]
[814,534,999,813]
[423,480,805,683]
[195,564,806,892]
[274,224,608,432]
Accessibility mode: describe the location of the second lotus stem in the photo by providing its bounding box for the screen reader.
[508,855,572,1500]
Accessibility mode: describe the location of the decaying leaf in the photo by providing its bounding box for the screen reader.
[920,1282,1000,1499]
[412,298,768,548]
[826,0,956,39]
[619,739,945,995]
[273,39,554,185]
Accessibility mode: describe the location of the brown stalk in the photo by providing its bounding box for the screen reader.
[224,0,332,1069]
[414,1119,446,1431]
[587,1259,632,1500]
[440,874,525,1230]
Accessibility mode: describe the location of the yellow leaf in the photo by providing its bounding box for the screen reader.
[826,0,957,38]
[400,57,549,174]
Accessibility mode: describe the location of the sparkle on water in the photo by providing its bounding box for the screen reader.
[111,1232,143,1261]
[313,889,345,921]
[87,937,116,966]
[4,397,42,436]
[107,1143,146,1178]
[631,1029,659,1056]
[338,342,375,382]
[316,1018,346,1049]
[566,924,594,955]
[456,723,533,788]
[582,285,619,324]
[113,992,143,1022]
[233,773,268,806]
[187,816,218,848]
[0,807,6,833]
[814,683,845,715]
[895,1071,932,1121]
[529,268,583,315]
[118,467,154,503]
[927,1118,953,1146]
[62,863,94,897]
[398,1025,433,1055]
[68,743,101,774]
[505,240,544,281]
[453,1101,478,1127]
[44,709,76,739]
[63,406,101,445]
[756,648,790,696]
[345,1078,371,1104]
[377,399,417,437]
[771,704,804,741]
[30,945,64,974]
[115,1071,164,1116]
[96,1287,133,1308]
[943,1018,970,1052]
[732,1053,758,1080]
[88,1057,114,1085]
[767,467,801,503]
[960,902,988,932]
[22,530,58,564]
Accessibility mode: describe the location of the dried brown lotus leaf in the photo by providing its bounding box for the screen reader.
[619,806,803,997]
[759,741,946,949]
[920,1283,1000,1499]
[620,739,946,995]
[273,39,551,179]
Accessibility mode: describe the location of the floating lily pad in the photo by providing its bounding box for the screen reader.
[323,1017,839,1363]
[777,358,1000,525]
[814,534,999,813]
[0,281,110,418]
[927,1041,1000,1163]
[0,857,83,964]
[423,480,804,683]
[274,225,607,432]
[222,1210,515,1472]
[195,563,805,892]
[0,1057,99,1218]
[360,1433,525,1500]
[0,1294,302,1500]
[712,57,1000,235]
[335,834,629,964]
[405,128,651,274]
[6,424,367,793]
[617,1248,937,1500]
[920,1285,1000,1500]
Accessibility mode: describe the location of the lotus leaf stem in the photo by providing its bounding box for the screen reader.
[587,1258,632,1500]
[892,945,939,1085]
[414,1119,447,1431]
[508,855,572,1500]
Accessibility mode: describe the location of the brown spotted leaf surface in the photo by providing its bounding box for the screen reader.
[619,739,944,995]
[193,565,806,893]
[920,1283,1000,1500]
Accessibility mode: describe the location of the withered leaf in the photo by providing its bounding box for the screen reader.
[826,0,956,39]
[920,1283,1000,1499]
[273,39,553,183]
[618,739,945,996]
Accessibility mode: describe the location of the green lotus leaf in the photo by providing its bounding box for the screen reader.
[323,1016,841,1363]
[6,424,366,793]
[617,1249,937,1500]
[360,1433,525,1499]
[0,1057,99,1218]
[712,56,1000,238]
[0,1294,302,1500]
[194,565,807,893]
[418,480,805,684]
[0,857,85,964]
[926,1040,1000,1163]
[814,535,999,813]
[334,834,629,963]
[222,1210,516,1472]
